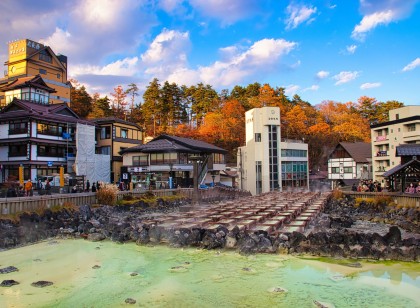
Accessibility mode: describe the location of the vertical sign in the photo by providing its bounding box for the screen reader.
[19,165,24,185]
[59,166,64,187]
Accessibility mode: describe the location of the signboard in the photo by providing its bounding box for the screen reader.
[47,161,53,167]
[128,167,148,172]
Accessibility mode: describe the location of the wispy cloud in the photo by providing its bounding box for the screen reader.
[402,58,420,72]
[346,44,357,54]
[303,85,319,91]
[285,84,300,95]
[352,10,395,40]
[285,4,317,30]
[316,70,330,79]
[333,71,360,85]
[360,82,381,89]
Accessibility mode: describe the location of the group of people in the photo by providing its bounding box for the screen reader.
[71,180,100,193]
[405,182,420,194]
[352,180,383,192]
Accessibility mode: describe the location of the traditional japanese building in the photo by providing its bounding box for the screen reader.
[120,134,227,189]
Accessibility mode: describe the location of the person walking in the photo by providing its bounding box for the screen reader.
[45,180,52,195]
[86,180,90,192]
[91,182,97,192]
[24,180,33,197]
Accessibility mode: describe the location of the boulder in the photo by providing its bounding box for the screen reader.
[384,226,402,246]
[1,279,19,287]
[87,232,105,242]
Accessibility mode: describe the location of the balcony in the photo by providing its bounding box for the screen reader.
[376,150,388,157]
[376,166,387,172]
[375,135,387,142]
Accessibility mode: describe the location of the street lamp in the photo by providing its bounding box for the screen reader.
[211,171,216,187]
[169,162,173,189]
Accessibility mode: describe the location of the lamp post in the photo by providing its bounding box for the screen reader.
[189,155,201,206]
[211,172,216,187]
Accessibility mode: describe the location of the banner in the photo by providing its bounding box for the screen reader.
[19,165,24,185]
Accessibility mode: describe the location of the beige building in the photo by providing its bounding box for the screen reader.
[1,39,70,107]
[93,117,143,183]
[237,106,309,195]
[370,105,420,183]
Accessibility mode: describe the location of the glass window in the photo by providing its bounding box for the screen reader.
[255,133,261,142]
[331,167,339,173]
[9,144,27,157]
[133,155,148,166]
[9,122,28,134]
[100,126,111,139]
[39,68,47,74]
[343,167,353,173]
[121,129,128,138]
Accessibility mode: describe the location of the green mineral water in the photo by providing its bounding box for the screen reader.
[0,239,419,307]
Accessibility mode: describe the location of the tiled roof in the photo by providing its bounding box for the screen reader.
[339,142,372,163]
[396,144,420,157]
[0,75,56,92]
[0,99,92,125]
[383,159,420,177]
[92,117,142,130]
[120,134,227,155]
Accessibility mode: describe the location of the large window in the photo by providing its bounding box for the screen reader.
[281,161,307,188]
[133,155,148,166]
[37,145,65,157]
[331,167,340,173]
[281,149,307,157]
[9,122,28,134]
[101,126,111,139]
[37,122,64,136]
[150,152,177,165]
[268,125,279,191]
[343,167,353,173]
[9,144,27,157]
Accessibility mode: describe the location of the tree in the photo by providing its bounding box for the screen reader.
[88,94,112,119]
[376,100,405,123]
[141,78,161,136]
[125,83,139,111]
[110,85,127,120]
[70,84,92,118]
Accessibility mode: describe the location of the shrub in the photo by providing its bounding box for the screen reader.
[96,182,118,205]
[331,188,344,200]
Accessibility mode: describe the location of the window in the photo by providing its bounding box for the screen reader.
[37,123,63,136]
[133,155,148,166]
[99,146,110,155]
[37,145,65,157]
[100,126,111,139]
[343,167,353,173]
[57,73,61,79]
[213,153,225,164]
[9,122,28,134]
[121,129,128,138]
[39,69,47,75]
[331,167,340,173]
[255,133,261,142]
[9,144,27,157]
[256,161,262,195]
[39,50,52,63]
[281,149,307,157]
[407,124,416,132]
[395,114,399,120]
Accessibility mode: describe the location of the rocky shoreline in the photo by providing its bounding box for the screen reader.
[0,196,419,261]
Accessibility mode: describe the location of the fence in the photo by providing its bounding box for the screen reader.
[343,191,420,207]
[1,187,252,215]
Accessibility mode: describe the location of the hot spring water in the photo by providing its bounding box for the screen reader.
[1,239,419,307]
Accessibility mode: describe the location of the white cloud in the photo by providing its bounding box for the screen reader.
[316,70,330,79]
[141,29,190,63]
[402,58,420,72]
[346,44,357,54]
[333,71,360,85]
[285,4,317,30]
[352,10,395,40]
[71,57,139,77]
[284,84,300,96]
[360,82,381,89]
[197,38,297,86]
[303,85,319,92]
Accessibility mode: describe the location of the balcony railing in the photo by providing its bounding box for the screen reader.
[375,135,387,142]
[376,150,388,157]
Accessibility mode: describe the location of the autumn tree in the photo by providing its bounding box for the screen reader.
[70,83,93,118]
[110,85,128,119]
[376,100,404,123]
[125,83,139,112]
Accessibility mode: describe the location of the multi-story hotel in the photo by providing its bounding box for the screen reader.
[0,38,70,107]
[93,117,143,183]
[370,105,420,183]
[237,106,309,195]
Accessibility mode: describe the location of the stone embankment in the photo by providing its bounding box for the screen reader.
[0,193,418,261]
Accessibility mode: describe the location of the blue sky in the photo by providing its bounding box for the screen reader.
[1,0,419,106]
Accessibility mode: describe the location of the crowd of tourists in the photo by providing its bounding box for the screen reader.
[351,180,383,192]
